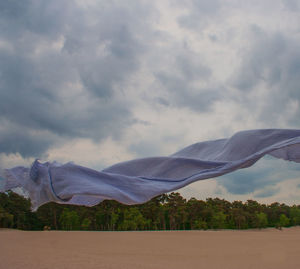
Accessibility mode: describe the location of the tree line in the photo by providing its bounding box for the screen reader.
[0,191,299,231]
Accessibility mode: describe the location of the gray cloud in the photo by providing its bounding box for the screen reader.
[282,0,300,11]
[217,168,276,195]
[254,186,280,198]
[0,1,69,39]
[231,28,286,92]
[174,0,300,129]
[217,157,300,195]
[229,25,300,126]
[0,0,156,158]
[129,141,162,158]
[155,73,219,111]
[153,49,220,112]
[175,0,221,30]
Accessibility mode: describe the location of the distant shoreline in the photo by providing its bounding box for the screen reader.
[1,226,298,232]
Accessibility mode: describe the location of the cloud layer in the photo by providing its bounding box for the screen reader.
[1,0,300,204]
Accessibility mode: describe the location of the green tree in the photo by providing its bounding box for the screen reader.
[210,211,227,229]
[0,192,38,230]
[119,207,148,230]
[0,206,14,228]
[278,214,290,229]
[193,219,208,230]
[37,203,62,230]
[254,212,268,229]
[187,198,206,230]
[138,195,167,230]
[59,209,80,230]
[246,200,263,214]
[81,218,91,230]
[231,208,248,229]
[166,193,187,230]
[289,206,300,225]
[95,210,106,230]
[110,210,119,231]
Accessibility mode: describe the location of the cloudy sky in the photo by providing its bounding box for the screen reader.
[1,0,300,205]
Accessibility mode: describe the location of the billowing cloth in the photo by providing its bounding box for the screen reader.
[1,129,300,211]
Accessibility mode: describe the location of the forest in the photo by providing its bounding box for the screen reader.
[0,191,299,231]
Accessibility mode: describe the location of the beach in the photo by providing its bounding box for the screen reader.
[1,228,300,269]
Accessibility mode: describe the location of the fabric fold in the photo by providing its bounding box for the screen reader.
[1,129,300,211]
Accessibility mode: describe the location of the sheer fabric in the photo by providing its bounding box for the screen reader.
[1,129,300,211]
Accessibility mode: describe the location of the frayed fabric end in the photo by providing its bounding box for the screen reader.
[0,168,22,192]
[0,162,62,211]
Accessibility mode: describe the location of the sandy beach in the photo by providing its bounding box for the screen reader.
[1,228,300,269]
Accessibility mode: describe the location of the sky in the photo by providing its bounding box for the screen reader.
[1,0,300,205]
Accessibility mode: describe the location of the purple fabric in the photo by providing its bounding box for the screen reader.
[1,129,300,211]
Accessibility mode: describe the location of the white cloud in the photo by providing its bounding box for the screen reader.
[45,137,135,170]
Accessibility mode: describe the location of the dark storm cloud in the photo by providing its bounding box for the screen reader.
[0,0,155,158]
[0,125,54,158]
[0,0,68,39]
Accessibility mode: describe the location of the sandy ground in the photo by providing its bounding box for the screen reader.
[1,228,300,269]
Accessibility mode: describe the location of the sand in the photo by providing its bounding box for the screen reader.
[1,228,300,269]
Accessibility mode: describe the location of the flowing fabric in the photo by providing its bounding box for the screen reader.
[1,129,300,211]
